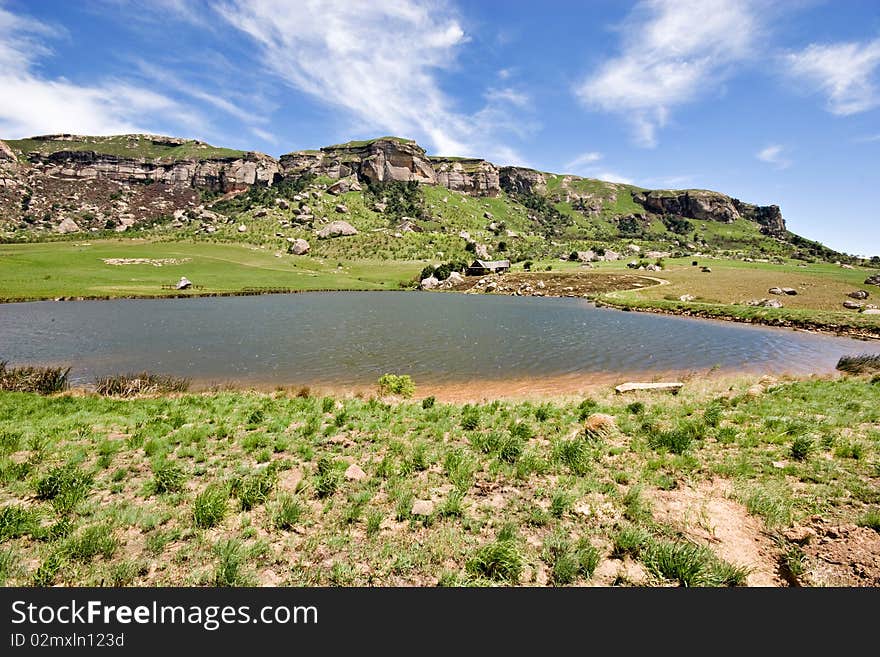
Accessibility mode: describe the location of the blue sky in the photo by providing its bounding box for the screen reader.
[1,0,878,256]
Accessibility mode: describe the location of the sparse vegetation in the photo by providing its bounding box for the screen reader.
[94,372,190,396]
[0,361,69,394]
[377,374,416,398]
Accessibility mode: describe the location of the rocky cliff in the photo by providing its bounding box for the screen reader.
[0,132,787,241]
[632,190,786,236]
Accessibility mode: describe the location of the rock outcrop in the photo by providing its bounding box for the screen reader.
[632,190,786,236]
[281,137,436,185]
[498,166,547,195]
[317,220,358,239]
[431,157,500,196]
[0,139,16,162]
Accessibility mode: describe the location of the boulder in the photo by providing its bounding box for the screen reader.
[863,308,880,315]
[458,230,471,240]
[344,463,367,481]
[848,290,869,299]
[602,250,620,261]
[335,203,348,214]
[317,220,358,239]
[576,251,596,262]
[843,300,863,310]
[275,198,289,210]
[175,276,192,290]
[768,287,784,295]
[483,211,493,220]
[56,217,80,234]
[701,266,712,273]
[781,287,797,295]
[287,238,310,255]
[475,243,490,260]
[865,275,880,286]
[627,244,641,253]
[446,271,464,285]
[679,294,696,302]
[326,175,362,195]
[237,224,247,232]
[0,139,15,161]
[420,276,440,290]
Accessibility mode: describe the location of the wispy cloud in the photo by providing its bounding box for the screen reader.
[756,144,791,169]
[855,133,880,143]
[575,0,759,147]
[564,151,603,170]
[784,38,880,115]
[592,170,634,185]
[0,3,199,138]
[215,0,527,162]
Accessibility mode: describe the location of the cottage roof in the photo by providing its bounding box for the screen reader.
[471,259,510,268]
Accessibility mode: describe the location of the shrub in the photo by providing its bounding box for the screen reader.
[94,372,189,396]
[0,361,69,394]
[377,373,416,398]
[836,354,880,375]
[421,396,436,410]
[193,485,229,528]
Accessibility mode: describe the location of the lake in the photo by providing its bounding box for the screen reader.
[0,292,872,393]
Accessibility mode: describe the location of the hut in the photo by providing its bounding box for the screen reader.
[466,259,510,276]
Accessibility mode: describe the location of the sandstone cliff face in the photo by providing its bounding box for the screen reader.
[29,149,279,191]
[632,190,786,236]
[280,138,436,185]
[431,157,500,196]
[498,166,547,195]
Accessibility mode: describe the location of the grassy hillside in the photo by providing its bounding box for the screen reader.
[0,374,878,586]
[5,134,246,161]
[0,240,419,301]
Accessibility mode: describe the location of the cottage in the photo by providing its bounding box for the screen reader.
[466,259,510,276]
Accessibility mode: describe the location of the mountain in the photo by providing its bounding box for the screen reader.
[0,133,844,262]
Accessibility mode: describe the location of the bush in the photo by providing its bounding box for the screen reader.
[377,373,415,398]
[95,372,190,396]
[421,396,435,410]
[0,361,69,394]
[836,354,880,375]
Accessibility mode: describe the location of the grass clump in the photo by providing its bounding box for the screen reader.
[642,539,749,587]
[314,457,341,498]
[193,484,229,528]
[94,372,190,396]
[273,494,306,530]
[64,524,118,561]
[611,525,652,558]
[213,538,249,586]
[235,468,277,510]
[0,361,69,394]
[377,373,415,398]
[149,458,184,494]
[466,534,523,584]
[36,465,93,513]
[790,435,814,461]
[858,509,880,532]
[836,354,880,375]
[0,505,41,541]
[543,531,600,585]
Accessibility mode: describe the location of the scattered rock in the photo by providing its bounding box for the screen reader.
[326,175,362,195]
[843,300,863,310]
[237,224,247,233]
[411,499,434,516]
[458,230,471,240]
[865,275,880,286]
[287,238,310,255]
[317,220,358,239]
[254,208,269,218]
[700,266,712,273]
[848,290,869,300]
[335,203,348,214]
[275,198,289,210]
[627,244,640,253]
[420,276,440,290]
[781,287,797,295]
[768,287,784,295]
[56,217,80,234]
[175,276,192,290]
[485,281,498,292]
[783,525,817,545]
[863,308,880,315]
[483,211,493,220]
[475,243,490,260]
[747,298,783,308]
[679,294,696,302]
[344,464,367,481]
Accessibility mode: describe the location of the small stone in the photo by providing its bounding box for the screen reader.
[237,224,247,232]
[679,294,696,302]
[411,499,434,516]
[344,464,367,481]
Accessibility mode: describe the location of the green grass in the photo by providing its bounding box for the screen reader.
[0,374,877,586]
[0,240,421,301]
[5,135,245,161]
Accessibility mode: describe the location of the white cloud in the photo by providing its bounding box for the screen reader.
[785,38,880,115]
[215,0,526,162]
[0,4,198,138]
[756,144,791,169]
[484,87,530,108]
[564,151,603,170]
[592,170,634,185]
[575,0,759,147]
[855,133,880,143]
